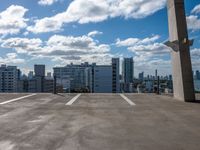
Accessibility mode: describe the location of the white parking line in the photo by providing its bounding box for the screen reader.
[120,94,136,106]
[66,94,81,105]
[0,94,37,105]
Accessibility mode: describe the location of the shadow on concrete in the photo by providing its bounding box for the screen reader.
[55,93,65,97]
[188,99,200,104]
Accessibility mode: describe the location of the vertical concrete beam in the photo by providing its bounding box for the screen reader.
[167,0,195,101]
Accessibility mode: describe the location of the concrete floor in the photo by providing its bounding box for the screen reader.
[0,93,200,150]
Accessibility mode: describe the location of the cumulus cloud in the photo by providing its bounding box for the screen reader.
[88,30,103,37]
[0,5,28,36]
[116,35,160,47]
[134,58,171,73]
[1,38,43,54]
[116,35,169,58]
[116,35,171,74]
[1,34,113,65]
[128,43,170,56]
[186,4,200,31]
[190,48,200,70]
[191,4,200,14]
[28,0,166,33]
[0,53,25,64]
[187,15,200,31]
[38,0,58,6]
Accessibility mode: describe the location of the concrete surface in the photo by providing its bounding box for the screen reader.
[0,93,200,150]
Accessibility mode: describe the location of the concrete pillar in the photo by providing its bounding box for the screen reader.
[166,0,195,102]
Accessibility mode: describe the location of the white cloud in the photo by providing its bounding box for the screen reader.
[27,16,63,33]
[116,35,160,47]
[28,0,166,33]
[1,34,113,65]
[191,48,200,57]
[128,43,170,56]
[46,35,110,55]
[88,30,103,37]
[116,35,170,59]
[0,53,25,64]
[38,0,58,6]
[191,4,200,14]
[134,58,171,75]
[186,4,200,31]
[187,15,200,31]
[0,5,28,36]
[1,38,43,54]
[116,35,171,75]
[190,48,200,70]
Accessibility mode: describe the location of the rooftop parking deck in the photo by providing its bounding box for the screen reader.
[0,93,200,150]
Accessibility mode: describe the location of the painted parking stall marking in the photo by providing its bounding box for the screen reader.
[0,94,37,105]
[66,94,81,106]
[119,94,136,106]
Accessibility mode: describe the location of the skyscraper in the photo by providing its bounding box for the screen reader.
[112,58,120,93]
[122,57,134,92]
[122,58,134,83]
[28,71,34,79]
[155,69,158,79]
[34,65,45,77]
[138,72,144,81]
[34,64,45,92]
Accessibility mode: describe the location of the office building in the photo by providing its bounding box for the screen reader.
[34,64,45,92]
[53,59,120,93]
[28,71,34,79]
[93,65,112,93]
[0,65,20,92]
[122,58,134,83]
[17,65,53,93]
[122,57,134,92]
[34,65,45,77]
[44,78,54,93]
[54,62,92,92]
[47,72,52,79]
[112,58,120,93]
[155,69,158,79]
[196,70,200,80]
[139,72,144,81]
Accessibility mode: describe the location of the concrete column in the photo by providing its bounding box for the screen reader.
[166,0,195,102]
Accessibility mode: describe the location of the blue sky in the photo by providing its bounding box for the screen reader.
[0,0,199,76]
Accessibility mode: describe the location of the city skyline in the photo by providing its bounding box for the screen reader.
[0,0,199,76]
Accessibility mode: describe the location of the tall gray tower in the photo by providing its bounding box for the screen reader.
[166,0,195,101]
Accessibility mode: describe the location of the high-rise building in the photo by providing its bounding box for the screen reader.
[155,69,158,79]
[139,72,144,81]
[34,65,45,77]
[196,70,200,80]
[53,62,92,92]
[122,57,134,92]
[47,72,52,78]
[93,65,112,93]
[122,57,134,83]
[43,78,54,93]
[34,64,45,92]
[28,71,34,79]
[0,65,20,92]
[112,58,120,93]
[53,59,120,93]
